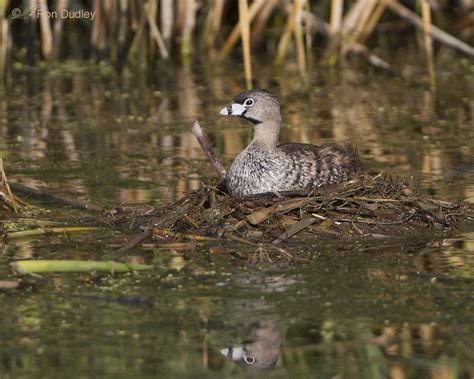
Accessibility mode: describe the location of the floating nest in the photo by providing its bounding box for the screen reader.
[107,174,474,257]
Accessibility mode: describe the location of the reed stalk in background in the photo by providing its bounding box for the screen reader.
[91,0,105,61]
[161,0,174,49]
[180,0,197,57]
[239,0,252,89]
[347,1,378,45]
[324,0,344,65]
[26,0,37,65]
[38,0,53,60]
[117,0,129,69]
[51,0,68,60]
[324,1,385,67]
[385,0,474,56]
[202,0,224,50]
[128,2,147,63]
[148,0,158,58]
[329,0,343,36]
[303,0,314,59]
[0,0,11,75]
[420,0,437,89]
[274,0,300,65]
[145,0,169,59]
[250,0,276,48]
[0,0,472,88]
[218,0,265,60]
[358,1,386,45]
[294,0,307,79]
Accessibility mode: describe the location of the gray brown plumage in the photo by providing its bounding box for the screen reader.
[219,89,361,198]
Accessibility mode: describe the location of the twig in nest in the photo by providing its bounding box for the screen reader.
[115,228,153,254]
[191,120,227,180]
[273,216,317,244]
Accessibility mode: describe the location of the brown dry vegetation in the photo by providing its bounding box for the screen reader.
[107,174,474,262]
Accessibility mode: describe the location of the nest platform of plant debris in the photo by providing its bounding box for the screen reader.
[108,174,474,249]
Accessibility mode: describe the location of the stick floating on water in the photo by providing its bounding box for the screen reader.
[4,227,99,240]
[11,260,153,274]
[191,120,227,180]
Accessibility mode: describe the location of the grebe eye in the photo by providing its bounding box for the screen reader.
[244,356,256,365]
[244,98,255,107]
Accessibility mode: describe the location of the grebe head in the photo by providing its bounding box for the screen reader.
[219,89,281,126]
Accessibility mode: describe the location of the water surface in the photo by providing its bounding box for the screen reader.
[1,56,473,378]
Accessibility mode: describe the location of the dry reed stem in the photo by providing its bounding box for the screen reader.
[51,0,68,60]
[282,2,329,36]
[385,0,474,56]
[274,1,297,65]
[148,0,158,57]
[128,12,146,61]
[0,21,8,74]
[348,0,378,45]
[26,0,38,65]
[303,0,313,57]
[38,0,53,60]
[421,0,437,89]
[181,0,197,56]
[91,1,107,61]
[324,0,367,65]
[341,0,368,36]
[329,0,344,35]
[91,0,100,54]
[161,0,174,48]
[294,0,307,77]
[145,1,169,59]
[203,0,225,49]
[218,0,265,60]
[250,0,277,47]
[239,0,253,88]
[116,0,128,67]
[358,2,386,44]
[275,0,303,66]
[0,0,10,74]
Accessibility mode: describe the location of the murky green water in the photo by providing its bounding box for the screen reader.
[1,56,473,378]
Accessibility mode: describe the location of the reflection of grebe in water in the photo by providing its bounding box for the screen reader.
[220,321,282,370]
[219,89,361,197]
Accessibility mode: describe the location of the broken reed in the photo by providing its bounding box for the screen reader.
[1,0,474,87]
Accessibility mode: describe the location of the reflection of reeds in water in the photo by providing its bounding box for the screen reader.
[0,1,472,86]
[1,61,471,204]
[282,319,465,379]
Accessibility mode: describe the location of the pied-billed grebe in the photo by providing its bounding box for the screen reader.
[219,89,361,197]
